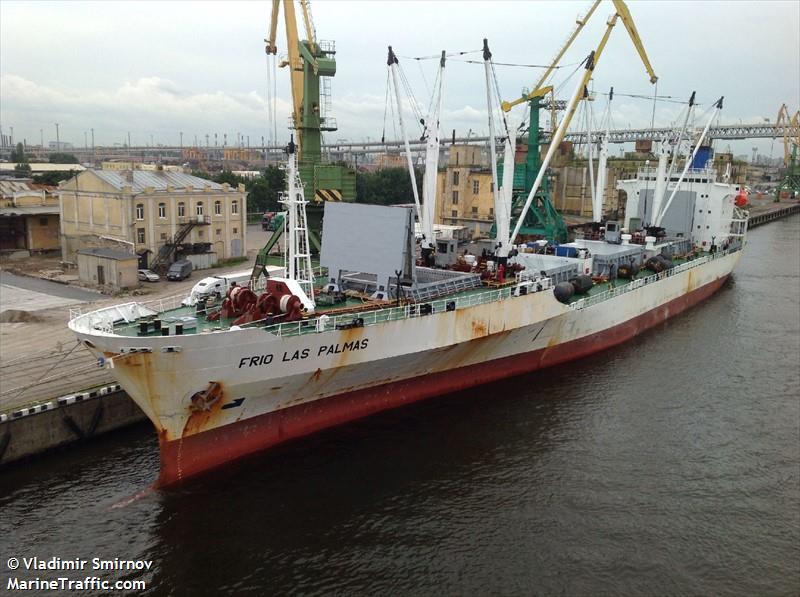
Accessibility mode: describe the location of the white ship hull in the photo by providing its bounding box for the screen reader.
[70,250,741,484]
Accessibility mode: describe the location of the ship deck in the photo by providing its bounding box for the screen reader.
[107,251,713,339]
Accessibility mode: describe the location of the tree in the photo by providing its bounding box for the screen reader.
[245,166,286,214]
[10,142,26,163]
[356,167,423,205]
[49,152,79,164]
[32,170,77,185]
[213,169,243,186]
[13,162,32,178]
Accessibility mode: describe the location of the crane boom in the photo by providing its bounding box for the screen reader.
[611,0,657,84]
[502,0,656,114]
[267,0,305,149]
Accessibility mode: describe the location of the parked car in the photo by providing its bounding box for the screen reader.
[137,269,160,282]
[166,260,193,281]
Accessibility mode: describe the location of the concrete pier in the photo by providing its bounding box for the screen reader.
[0,386,146,465]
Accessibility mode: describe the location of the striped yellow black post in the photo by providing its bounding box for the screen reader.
[314,189,342,203]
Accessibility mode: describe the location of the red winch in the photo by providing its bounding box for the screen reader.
[207,280,304,325]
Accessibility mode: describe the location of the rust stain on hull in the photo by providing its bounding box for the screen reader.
[182,381,227,438]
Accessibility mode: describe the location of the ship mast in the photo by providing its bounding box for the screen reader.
[483,38,515,261]
[387,46,423,229]
[655,97,723,227]
[593,89,612,222]
[420,50,447,265]
[281,137,316,308]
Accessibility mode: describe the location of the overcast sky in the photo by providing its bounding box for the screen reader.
[2,0,798,156]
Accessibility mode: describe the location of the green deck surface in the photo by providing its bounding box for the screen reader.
[114,252,707,338]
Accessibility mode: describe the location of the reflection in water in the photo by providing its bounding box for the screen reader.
[2,216,798,595]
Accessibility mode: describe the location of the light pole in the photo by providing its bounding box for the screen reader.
[180,131,183,149]
[84,131,88,149]
[55,123,60,149]
[40,129,43,148]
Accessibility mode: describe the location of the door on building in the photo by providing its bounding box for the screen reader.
[137,249,151,269]
[97,265,105,285]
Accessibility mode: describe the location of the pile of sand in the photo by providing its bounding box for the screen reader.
[0,309,46,323]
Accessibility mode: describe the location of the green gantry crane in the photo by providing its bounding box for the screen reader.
[266,0,356,252]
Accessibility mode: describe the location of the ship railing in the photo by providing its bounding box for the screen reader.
[260,285,517,338]
[569,248,735,311]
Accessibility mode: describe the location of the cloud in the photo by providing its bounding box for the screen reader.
[0,74,294,146]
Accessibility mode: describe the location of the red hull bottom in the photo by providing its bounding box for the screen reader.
[157,275,729,485]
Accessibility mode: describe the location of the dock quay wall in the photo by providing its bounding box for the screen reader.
[747,203,800,228]
[0,385,146,466]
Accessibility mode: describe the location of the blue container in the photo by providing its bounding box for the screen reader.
[691,146,712,170]
[555,245,578,258]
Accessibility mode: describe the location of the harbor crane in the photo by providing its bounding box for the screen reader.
[775,103,800,198]
[263,0,356,257]
[498,0,657,243]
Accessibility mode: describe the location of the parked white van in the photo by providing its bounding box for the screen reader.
[181,266,285,306]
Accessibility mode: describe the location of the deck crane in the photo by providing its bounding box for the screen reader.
[263,0,355,251]
[775,104,800,198]
[498,0,657,243]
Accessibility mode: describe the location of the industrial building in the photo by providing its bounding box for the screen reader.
[59,169,247,270]
[0,179,61,256]
[434,145,495,234]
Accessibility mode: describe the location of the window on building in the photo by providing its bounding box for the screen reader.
[39,217,48,226]
[158,203,166,218]
[198,229,204,237]
[490,182,494,192]
[137,228,145,243]
[451,210,458,218]
[160,232,167,240]
[178,202,185,217]
[135,204,144,220]
[472,180,479,194]
[196,202,204,216]
[471,206,478,215]
[489,207,494,216]
[233,227,238,234]
[453,171,460,185]
[216,228,222,236]
[214,200,222,216]
[231,200,239,215]
[452,191,459,205]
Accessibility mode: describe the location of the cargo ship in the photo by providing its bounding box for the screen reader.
[68,132,749,484]
[68,16,749,485]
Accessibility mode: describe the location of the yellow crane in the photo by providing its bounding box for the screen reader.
[775,103,800,197]
[507,0,658,244]
[775,103,800,167]
[502,0,657,115]
[262,0,355,262]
